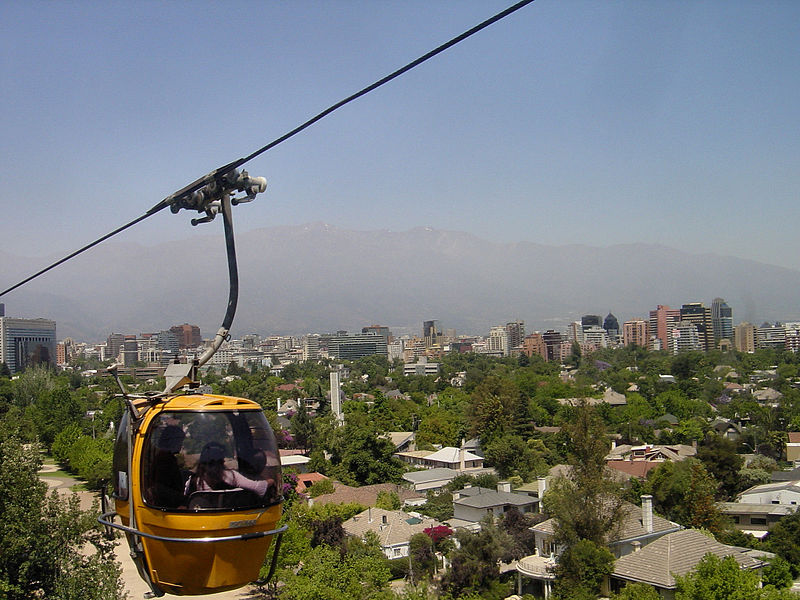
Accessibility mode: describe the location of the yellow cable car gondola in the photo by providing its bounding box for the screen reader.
[99,169,286,597]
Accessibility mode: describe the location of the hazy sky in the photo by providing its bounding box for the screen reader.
[2,1,799,274]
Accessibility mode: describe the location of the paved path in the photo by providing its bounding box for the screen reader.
[39,463,262,599]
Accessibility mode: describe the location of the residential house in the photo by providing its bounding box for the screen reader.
[517,496,680,598]
[394,446,484,471]
[342,507,442,560]
[787,432,800,465]
[605,443,696,480]
[710,418,742,440]
[530,496,681,560]
[610,529,769,599]
[718,502,796,539]
[402,468,460,493]
[450,483,538,529]
[310,482,422,508]
[771,466,800,483]
[737,481,800,506]
[386,431,416,453]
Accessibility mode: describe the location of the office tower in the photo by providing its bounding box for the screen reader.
[711,298,733,344]
[423,320,441,347]
[107,333,125,361]
[679,303,713,351]
[362,325,392,343]
[734,322,756,353]
[157,330,180,355]
[581,315,601,330]
[603,313,620,342]
[170,324,202,348]
[583,326,609,349]
[506,321,525,351]
[623,319,649,347]
[542,330,564,362]
[0,315,57,373]
[670,321,702,354]
[327,332,388,360]
[757,323,786,349]
[649,305,681,351]
[122,336,139,367]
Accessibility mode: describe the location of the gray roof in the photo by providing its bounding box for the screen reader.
[402,467,458,483]
[343,508,441,547]
[719,502,798,517]
[534,501,680,544]
[772,467,800,482]
[739,481,800,496]
[454,487,537,509]
[613,529,766,589]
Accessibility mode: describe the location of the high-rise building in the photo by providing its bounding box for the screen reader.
[522,333,547,360]
[581,315,601,330]
[122,336,138,367]
[362,325,392,343]
[327,332,388,360]
[506,321,525,352]
[0,315,57,373]
[542,330,564,362]
[583,326,609,350]
[711,298,733,345]
[303,335,320,361]
[784,323,800,353]
[603,313,620,342]
[170,324,202,349]
[488,326,510,356]
[649,305,681,351]
[757,323,786,350]
[734,322,756,353]
[679,303,713,351]
[423,320,442,348]
[670,321,702,354]
[107,333,125,362]
[157,330,180,355]
[622,319,649,348]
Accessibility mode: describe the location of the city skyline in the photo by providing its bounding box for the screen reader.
[2,1,800,276]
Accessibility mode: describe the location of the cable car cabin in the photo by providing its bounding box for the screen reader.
[112,394,283,596]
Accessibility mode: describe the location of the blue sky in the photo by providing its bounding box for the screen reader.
[2,1,799,271]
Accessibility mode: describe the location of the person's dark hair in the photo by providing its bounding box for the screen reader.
[191,442,229,491]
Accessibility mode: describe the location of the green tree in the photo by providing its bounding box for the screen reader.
[439,524,513,600]
[674,553,760,600]
[375,490,401,510]
[764,509,800,576]
[542,403,625,547]
[279,542,392,600]
[697,433,743,499]
[611,582,662,600]
[684,462,726,536]
[552,539,615,600]
[0,436,125,599]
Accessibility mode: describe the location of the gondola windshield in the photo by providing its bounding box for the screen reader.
[141,411,282,511]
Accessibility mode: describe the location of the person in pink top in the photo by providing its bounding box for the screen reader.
[185,441,268,497]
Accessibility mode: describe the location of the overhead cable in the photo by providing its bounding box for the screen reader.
[0,0,535,298]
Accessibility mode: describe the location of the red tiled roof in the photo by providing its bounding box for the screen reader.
[311,482,422,507]
[296,472,328,494]
[606,460,660,479]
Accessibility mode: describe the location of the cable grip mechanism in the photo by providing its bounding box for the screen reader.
[168,168,267,225]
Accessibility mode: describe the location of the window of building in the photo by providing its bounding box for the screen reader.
[751,517,767,526]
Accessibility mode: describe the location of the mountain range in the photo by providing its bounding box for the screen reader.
[2,223,798,342]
